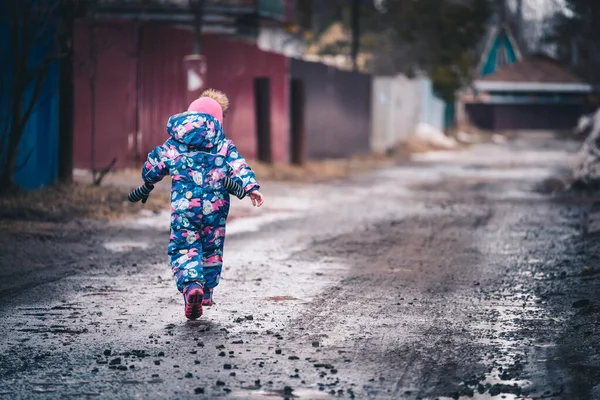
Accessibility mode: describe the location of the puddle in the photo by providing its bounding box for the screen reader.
[479,368,532,388]
[265,296,302,302]
[438,394,519,400]
[226,212,298,235]
[119,209,300,236]
[103,240,150,252]
[31,387,57,393]
[438,368,532,400]
[229,389,333,399]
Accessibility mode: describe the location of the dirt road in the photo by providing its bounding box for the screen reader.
[1,132,600,400]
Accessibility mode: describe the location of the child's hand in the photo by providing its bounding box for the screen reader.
[249,191,264,207]
[128,182,154,203]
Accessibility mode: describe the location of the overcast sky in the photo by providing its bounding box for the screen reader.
[508,0,568,20]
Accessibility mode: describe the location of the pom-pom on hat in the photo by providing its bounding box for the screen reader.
[200,89,229,114]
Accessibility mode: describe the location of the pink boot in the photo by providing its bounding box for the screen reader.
[202,288,216,307]
[183,283,204,320]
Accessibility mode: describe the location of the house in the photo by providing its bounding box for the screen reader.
[461,55,595,131]
[457,21,596,131]
[72,0,374,172]
[72,0,294,173]
[2,0,375,190]
[1,0,298,189]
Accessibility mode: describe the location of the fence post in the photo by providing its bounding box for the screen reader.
[290,79,306,165]
[57,0,76,183]
[254,77,272,163]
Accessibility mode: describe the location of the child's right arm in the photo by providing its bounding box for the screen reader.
[142,139,176,185]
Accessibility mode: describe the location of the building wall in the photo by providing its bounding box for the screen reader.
[464,103,494,131]
[465,103,597,131]
[202,34,289,163]
[73,22,290,170]
[419,78,446,132]
[137,24,196,164]
[73,21,139,170]
[291,59,371,159]
[493,104,596,131]
[371,75,420,153]
[371,74,445,153]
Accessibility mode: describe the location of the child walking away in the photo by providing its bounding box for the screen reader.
[128,89,264,320]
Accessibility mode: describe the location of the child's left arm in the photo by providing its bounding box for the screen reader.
[225,140,264,207]
[225,141,260,195]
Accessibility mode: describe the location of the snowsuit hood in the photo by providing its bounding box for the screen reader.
[166,112,225,152]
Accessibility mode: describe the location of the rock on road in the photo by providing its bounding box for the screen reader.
[1,131,600,400]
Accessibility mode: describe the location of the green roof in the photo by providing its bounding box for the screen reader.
[478,24,522,77]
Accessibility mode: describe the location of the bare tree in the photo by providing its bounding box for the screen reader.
[83,4,123,186]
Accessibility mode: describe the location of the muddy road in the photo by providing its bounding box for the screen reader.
[2,132,600,400]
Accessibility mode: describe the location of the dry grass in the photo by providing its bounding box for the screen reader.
[398,137,456,154]
[0,156,391,226]
[0,146,438,226]
[0,182,171,225]
[250,153,400,183]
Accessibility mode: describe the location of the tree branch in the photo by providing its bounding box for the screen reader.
[24,54,62,88]
[15,147,35,172]
[22,0,59,57]
[93,157,117,186]
[26,86,60,118]
[17,65,49,135]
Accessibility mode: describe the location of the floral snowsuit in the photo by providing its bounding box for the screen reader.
[142,112,259,292]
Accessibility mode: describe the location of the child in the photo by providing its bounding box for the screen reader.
[131,89,264,320]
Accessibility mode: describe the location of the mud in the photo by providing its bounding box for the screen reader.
[1,132,600,399]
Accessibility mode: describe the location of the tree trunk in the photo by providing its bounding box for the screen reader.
[0,122,24,193]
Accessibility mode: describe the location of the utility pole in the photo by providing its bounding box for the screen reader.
[350,0,360,72]
[184,0,208,105]
[190,0,206,54]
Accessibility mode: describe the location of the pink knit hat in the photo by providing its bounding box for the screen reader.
[187,97,223,124]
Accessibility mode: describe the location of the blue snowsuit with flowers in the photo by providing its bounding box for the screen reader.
[142,112,260,292]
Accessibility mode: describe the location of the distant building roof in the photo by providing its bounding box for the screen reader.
[479,56,585,84]
[90,0,288,25]
[474,56,593,93]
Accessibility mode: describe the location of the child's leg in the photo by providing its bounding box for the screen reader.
[168,213,205,293]
[199,198,228,306]
[200,221,226,303]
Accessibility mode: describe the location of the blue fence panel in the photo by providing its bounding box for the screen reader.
[0,1,60,190]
